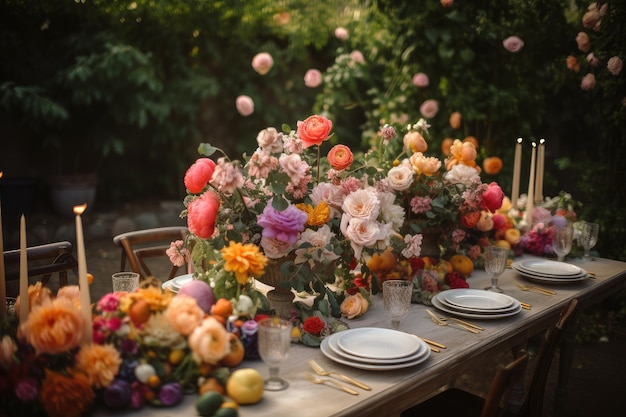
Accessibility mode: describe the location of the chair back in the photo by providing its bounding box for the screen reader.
[113,226,188,280]
[480,351,529,417]
[3,241,77,288]
[520,298,579,417]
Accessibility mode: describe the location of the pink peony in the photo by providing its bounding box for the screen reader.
[412,72,429,87]
[187,191,220,239]
[334,27,349,40]
[419,99,439,118]
[304,69,323,88]
[502,36,524,53]
[184,158,217,194]
[257,202,308,244]
[481,182,504,213]
[607,56,623,76]
[580,73,596,91]
[251,52,273,75]
[235,95,254,116]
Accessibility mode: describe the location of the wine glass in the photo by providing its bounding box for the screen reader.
[552,223,574,262]
[483,246,509,293]
[257,317,292,391]
[578,221,599,259]
[382,280,413,330]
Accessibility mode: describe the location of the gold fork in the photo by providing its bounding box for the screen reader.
[309,360,371,390]
[304,372,359,395]
[516,284,556,296]
[425,309,480,334]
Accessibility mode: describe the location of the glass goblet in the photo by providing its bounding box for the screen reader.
[578,221,599,259]
[257,317,292,391]
[382,279,413,330]
[552,223,574,262]
[483,246,509,293]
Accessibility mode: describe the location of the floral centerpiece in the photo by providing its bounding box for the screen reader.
[179,113,506,325]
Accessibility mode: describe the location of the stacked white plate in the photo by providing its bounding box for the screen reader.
[320,328,430,371]
[431,288,522,319]
[511,259,589,284]
[161,273,194,293]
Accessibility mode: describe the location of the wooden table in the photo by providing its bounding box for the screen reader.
[92,256,626,417]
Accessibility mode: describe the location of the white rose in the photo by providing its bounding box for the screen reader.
[256,127,283,153]
[387,165,414,191]
[342,188,380,221]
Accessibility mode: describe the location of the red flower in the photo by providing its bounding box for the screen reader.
[187,191,220,239]
[184,158,216,194]
[481,182,504,213]
[445,272,469,289]
[297,115,332,148]
[327,144,353,171]
[461,210,481,228]
[302,316,325,336]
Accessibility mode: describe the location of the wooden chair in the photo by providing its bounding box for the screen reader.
[112,226,189,280]
[401,298,579,417]
[401,351,529,417]
[3,241,78,288]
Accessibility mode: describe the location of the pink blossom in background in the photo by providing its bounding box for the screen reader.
[575,32,591,53]
[184,158,216,194]
[586,53,599,67]
[334,27,349,40]
[582,9,600,30]
[304,69,322,88]
[412,72,429,87]
[419,99,439,118]
[502,36,524,53]
[607,56,623,75]
[251,52,273,75]
[580,73,596,91]
[350,50,365,64]
[235,95,254,116]
[440,0,454,7]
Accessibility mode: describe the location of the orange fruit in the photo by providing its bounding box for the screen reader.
[226,368,264,405]
[449,254,474,278]
[199,377,225,396]
[168,349,186,366]
[87,273,94,284]
[147,374,161,389]
[128,298,151,324]
[212,298,233,318]
[221,333,245,368]
[366,247,396,273]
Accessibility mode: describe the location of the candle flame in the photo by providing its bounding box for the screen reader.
[516,137,523,144]
[531,141,537,148]
[73,203,88,215]
[0,171,3,179]
[539,138,546,145]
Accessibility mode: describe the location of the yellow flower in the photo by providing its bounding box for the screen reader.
[221,241,268,285]
[75,343,122,388]
[128,287,172,312]
[296,201,331,226]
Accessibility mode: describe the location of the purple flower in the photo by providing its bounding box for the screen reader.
[158,382,183,406]
[121,338,138,355]
[15,377,39,401]
[241,319,259,336]
[130,382,146,409]
[551,215,568,229]
[104,379,132,409]
[257,201,308,244]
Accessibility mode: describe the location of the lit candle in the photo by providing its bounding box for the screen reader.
[0,173,6,316]
[74,203,92,344]
[19,215,29,324]
[535,138,545,204]
[511,138,523,209]
[525,142,537,229]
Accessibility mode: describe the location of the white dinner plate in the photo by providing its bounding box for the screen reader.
[511,264,589,284]
[320,335,430,371]
[443,289,514,310]
[327,332,429,364]
[514,259,583,276]
[437,295,519,315]
[161,280,178,293]
[512,263,587,279]
[170,274,194,290]
[336,328,422,360]
[432,293,522,319]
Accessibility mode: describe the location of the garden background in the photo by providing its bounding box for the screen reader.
[1,0,625,263]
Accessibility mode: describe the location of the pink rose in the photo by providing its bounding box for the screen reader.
[440,0,454,7]
[502,36,524,53]
[304,69,322,88]
[184,158,216,194]
[166,295,205,336]
[481,182,504,213]
[350,50,365,64]
[187,191,220,239]
[334,27,349,40]
[251,52,273,75]
[297,114,333,148]
[607,56,623,76]
[582,9,600,29]
[235,95,254,116]
[586,53,599,67]
[575,32,591,53]
[412,72,429,87]
[580,73,596,91]
[419,99,439,119]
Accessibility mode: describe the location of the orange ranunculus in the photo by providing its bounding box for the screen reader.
[446,139,479,171]
[296,201,331,227]
[21,297,85,355]
[40,369,95,417]
[184,158,217,194]
[75,343,122,388]
[187,190,220,239]
[461,210,481,228]
[221,241,268,285]
[449,111,462,129]
[297,115,333,148]
[327,144,353,170]
[403,131,428,153]
[483,156,503,175]
[15,282,52,315]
